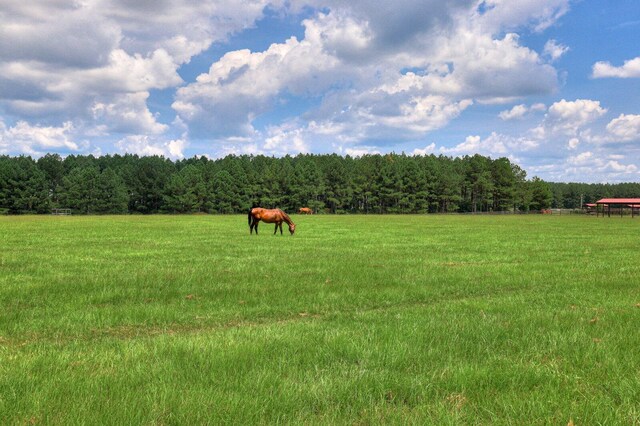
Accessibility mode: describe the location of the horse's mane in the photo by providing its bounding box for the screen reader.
[280,209,294,225]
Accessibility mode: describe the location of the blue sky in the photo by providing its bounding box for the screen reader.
[1,0,639,182]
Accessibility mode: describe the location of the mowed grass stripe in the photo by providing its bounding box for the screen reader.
[1,214,639,424]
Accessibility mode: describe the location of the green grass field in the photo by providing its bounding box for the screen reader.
[1,214,639,424]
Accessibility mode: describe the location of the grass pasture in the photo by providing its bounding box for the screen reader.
[1,214,639,424]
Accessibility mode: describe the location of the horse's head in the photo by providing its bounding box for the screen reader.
[289,223,296,235]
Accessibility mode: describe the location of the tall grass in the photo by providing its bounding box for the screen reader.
[1,214,639,424]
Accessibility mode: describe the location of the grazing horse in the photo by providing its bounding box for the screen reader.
[299,207,313,215]
[248,208,296,235]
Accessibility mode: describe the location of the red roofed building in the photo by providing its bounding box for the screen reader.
[583,203,597,214]
[595,198,640,218]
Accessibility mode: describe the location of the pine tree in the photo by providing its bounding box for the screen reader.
[37,153,65,208]
[0,156,49,213]
[529,177,553,211]
[95,168,129,213]
[59,167,100,214]
[212,170,236,213]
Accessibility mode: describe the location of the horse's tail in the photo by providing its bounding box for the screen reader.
[248,209,252,227]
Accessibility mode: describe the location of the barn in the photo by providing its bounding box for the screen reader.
[595,198,640,218]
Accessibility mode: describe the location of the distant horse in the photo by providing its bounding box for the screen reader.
[299,207,313,215]
[248,208,296,235]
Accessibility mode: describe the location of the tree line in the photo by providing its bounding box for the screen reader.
[0,153,636,215]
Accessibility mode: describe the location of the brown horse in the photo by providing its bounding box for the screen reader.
[248,208,296,235]
[299,207,313,215]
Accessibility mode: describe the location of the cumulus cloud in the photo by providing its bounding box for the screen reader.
[297,0,474,55]
[321,92,473,141]
[544,99,607,135]
[173,33,340,138]
[0,3,120,68]
[592,57,640,78]
[412,143,436,156]
[559,151,638,179]
[476,0,570,33]
[3,0,599,169]
[0,0,275,145]
[499,104,529,120]
[115,135,187,159]
[174,1,563,144]
[0,120,83,155]
[568,137,580,149]
[434,95,636,181]
[403,31,557,102]
[263,124,310,154]
[526,148,640,182]
[499,103,546,120]
[440,132,537,157]
[343,147,382,157]
[304,12,374,60]
[473,99,640,182]
[543,39,569,61]
[91,92,168,135]
[606,114,640,142]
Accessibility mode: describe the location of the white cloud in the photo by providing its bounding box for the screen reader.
[603,160,637,173]
[527,149,639,183]
[440,132,531,157]
[568,137,579,149]
[3,0,611,169]
[499,104,528,120]
[592,57,640,78]
[441,135,484,155]
[486,100,640,182]
[421,31,558,101]
[115,135,187,159]
[531,103,547,112]
[91,92,168,135]
[173,34,340,138]
[438,130,545,161]
[0,120,83,155]
[477,0,570,33]
[80,49,182,93]
[0,0,275,150]
[344,147,382,157]
[412,143,436,156]
[606,114,640,142]
[174,1,563,145]
[545,99,607,135]
[543,39,569,61]
[0,3,120,68]
[304,12,373,60]
[263,124,310,154]
[500,102,547,120]
[340,93,473,138]
[167,139,188,159]
[567,151,593,165]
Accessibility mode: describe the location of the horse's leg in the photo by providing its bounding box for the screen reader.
[279,223,283,235]
[273,223,278,235]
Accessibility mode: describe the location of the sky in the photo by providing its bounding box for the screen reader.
[1,0,639,183]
